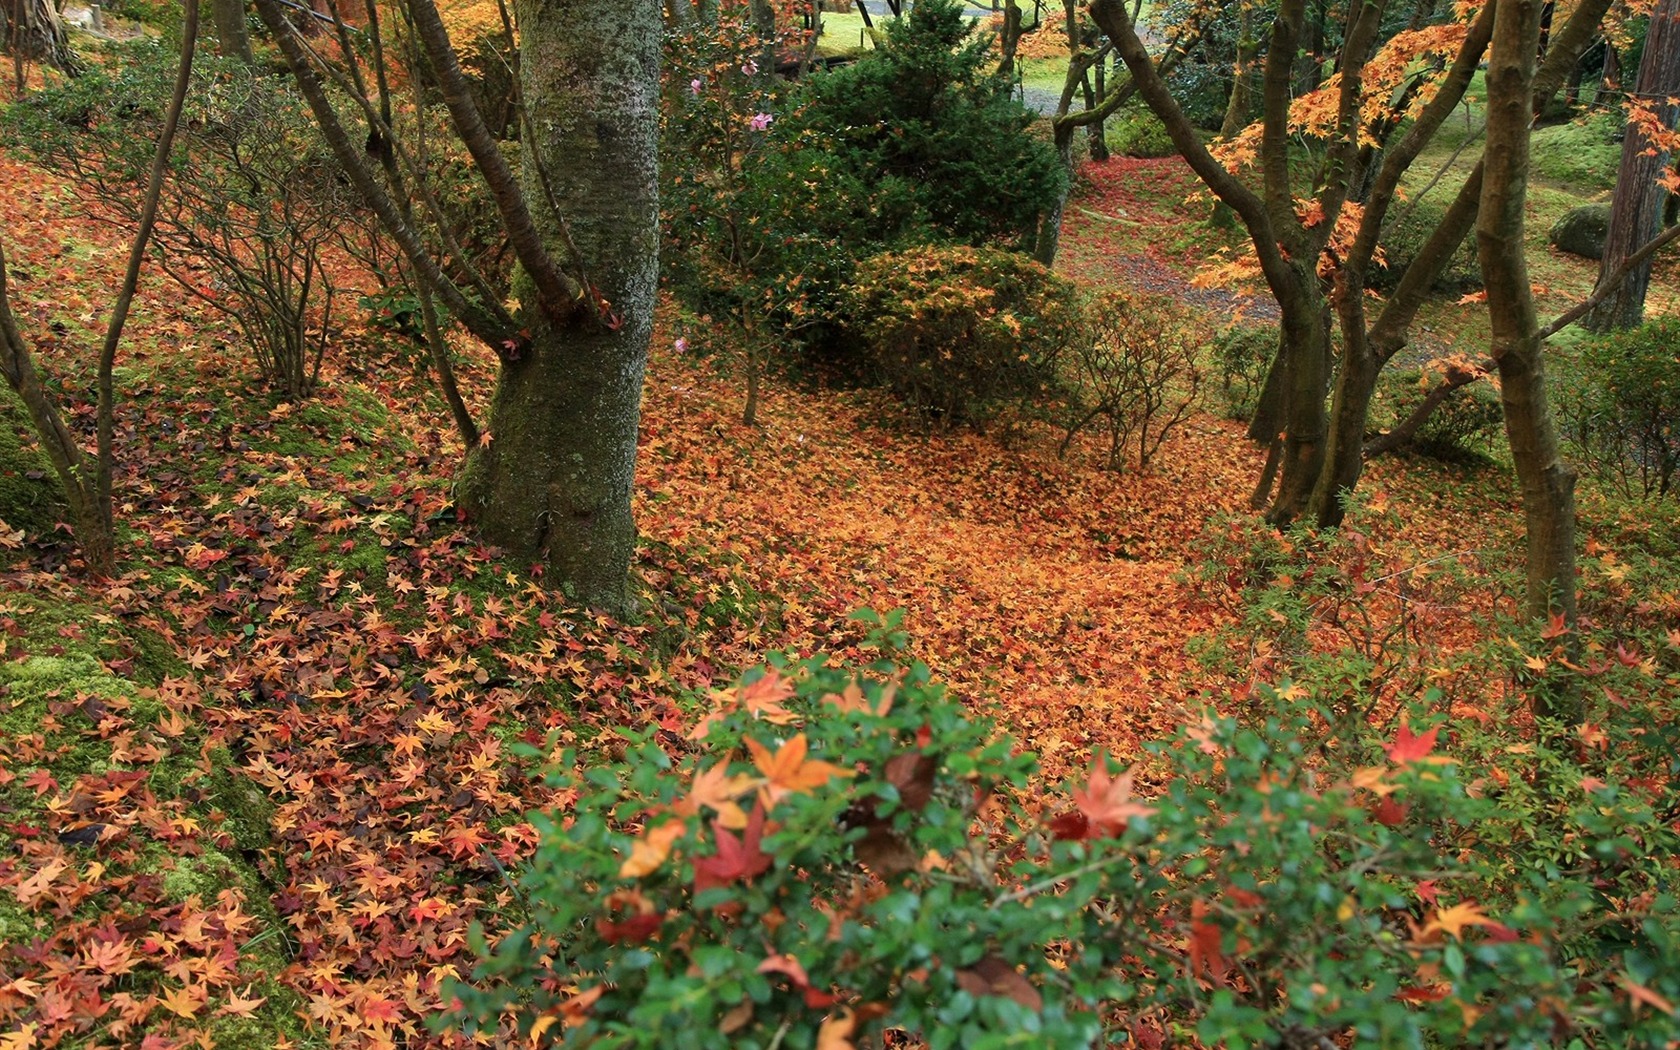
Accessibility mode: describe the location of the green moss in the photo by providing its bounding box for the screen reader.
[0,384,68,539]
[1530,111,1621,192]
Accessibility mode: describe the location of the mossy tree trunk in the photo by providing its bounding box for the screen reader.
[1480,0,1580,653]
[255,0,658,613]
[456,0,659,614]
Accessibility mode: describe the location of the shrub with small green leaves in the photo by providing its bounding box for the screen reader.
[452,608,1680,1047]
[1375,364,1504,461]
[1104,102,1175,158]
[1556,317,1680,500]
[1210,324,1275,421]
[846,245,1084,427]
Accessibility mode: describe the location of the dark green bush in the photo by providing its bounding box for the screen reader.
[1557,317,1680,500]
[1210,324,1275,420]
[659,0,1065,383]
[1372,196,1482,293]
[1105,102,1176,158]
[1374,364,1504,461]
[846,245,1083,426]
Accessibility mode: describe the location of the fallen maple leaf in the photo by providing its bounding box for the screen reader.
[1386,722,1440,766]
[817,1009,857,1050]
[679,762,757,830]
[217,986,268,1018]
[737,669,799,724]
[1618,974,1677,1015]
[1425,901,1496,939]
[693,803,773,895]
[619,818,686,879]
[1070,758,1153,837]
[158,982,204,1020]
[746,733,853,805]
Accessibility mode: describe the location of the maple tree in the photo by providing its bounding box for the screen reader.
[1089,0,1613,545]
[247,0,662,612]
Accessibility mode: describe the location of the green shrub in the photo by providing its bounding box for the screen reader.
[1210,323,1275,420]
[453,605,1680,1047]
[1374,364,1504,461]
[1104,102,1175,158]
[1372,196,1482,293]
[659,0,1065,382]
[1557,317,1680,500]
[846,245,1083,426]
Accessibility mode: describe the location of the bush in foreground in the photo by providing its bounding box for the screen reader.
[452,612,1680,1047]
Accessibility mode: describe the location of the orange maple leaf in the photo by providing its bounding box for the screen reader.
[676,762,757,830]
[217,986,269,1018]
[1425,901,1496,939]
[1070,758,1154,837]
[746,733,853,805]
[737,668,799,724]
[158,982,205,1020]
[619,818,686,879]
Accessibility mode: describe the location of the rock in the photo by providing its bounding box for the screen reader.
[1549,203,1611,259]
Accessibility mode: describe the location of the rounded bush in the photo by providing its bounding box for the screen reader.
[846,245,1083,426]
[1372,196,1482,293]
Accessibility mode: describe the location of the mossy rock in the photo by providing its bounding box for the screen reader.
[1549,203,1612,260]
[0,384,67,537]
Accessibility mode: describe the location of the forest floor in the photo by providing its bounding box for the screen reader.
[0,125,1672,1047]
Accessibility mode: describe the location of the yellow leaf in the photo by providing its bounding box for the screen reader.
[1425,902,1495,940]
[679,763,757,830]
[817,1009,857,1050]
[159,982,205,1020]
[618,819,685,879]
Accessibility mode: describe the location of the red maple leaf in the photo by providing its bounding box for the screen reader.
[1386,723,1440,765]
[693,802,773,896]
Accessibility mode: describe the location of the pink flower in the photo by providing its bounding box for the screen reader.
[749,112,773,131]
[690,78,704,95]
[674,337,690,353]
[741,60,758,76]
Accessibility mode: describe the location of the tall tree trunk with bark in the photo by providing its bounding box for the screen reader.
[1480,0,1579,643]
[212,0,254,63]
[4,0,79,85]
[255,0,658,612]
[1585,0,1679,332]
[454,0,660,613]
[1220,0,1258,139]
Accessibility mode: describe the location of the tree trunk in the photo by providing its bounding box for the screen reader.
[1033,119,1077,264]
[457,0,659,614]
[1480,0,1579,645]
[1265,272,1332,524]
[212,0,254,62]
[1220,0,1258,138]
[3,0,79,83]
[1584,0,1679,332]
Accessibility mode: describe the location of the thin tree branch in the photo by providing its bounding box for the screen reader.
[404,0,583,316]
